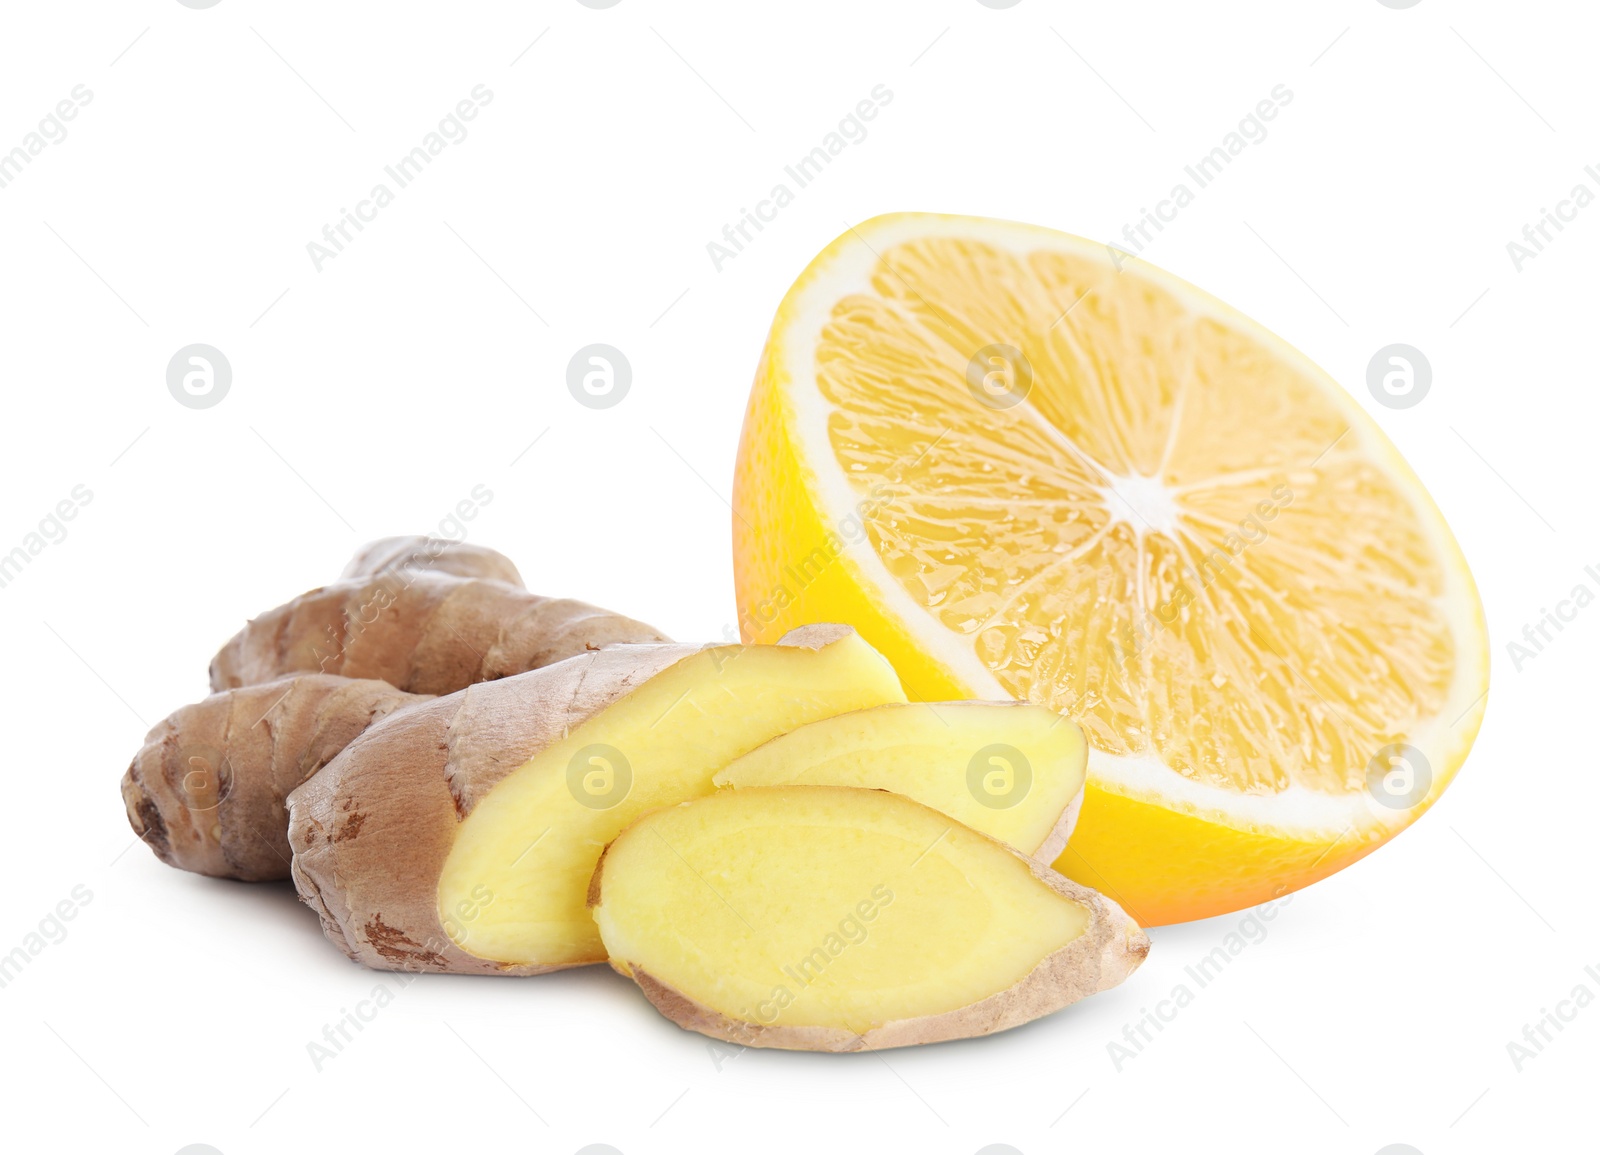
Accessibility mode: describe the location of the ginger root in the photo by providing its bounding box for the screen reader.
[120,535,1149,1050]
[338,534,525,586]
[125,536,669,881]
[121,675,425,881]
[210,536,668,695]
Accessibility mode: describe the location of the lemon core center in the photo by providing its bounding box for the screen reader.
[1097,471,1181,537]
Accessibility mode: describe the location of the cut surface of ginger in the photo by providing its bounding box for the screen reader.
[714,701,1086,858]
[436,632,907,967]
[591,786,1146,1048]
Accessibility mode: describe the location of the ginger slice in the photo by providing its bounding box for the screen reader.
[714,701,1087,860]
[430,627,907,969]
[590,786,1148,1050]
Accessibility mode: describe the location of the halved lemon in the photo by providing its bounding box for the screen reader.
[732,213,1488,925]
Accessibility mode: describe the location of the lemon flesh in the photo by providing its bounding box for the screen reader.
[732,213,1488,924]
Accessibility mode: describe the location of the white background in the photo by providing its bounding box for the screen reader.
[0,2,1593,1153]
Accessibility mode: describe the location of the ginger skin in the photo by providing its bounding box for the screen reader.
[122,674,425,881]
[124,537,670,881]
[210,535,668,695]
